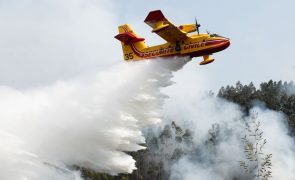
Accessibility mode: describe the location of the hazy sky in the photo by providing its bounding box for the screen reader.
[0,0,294,91]
[114,0,295,91]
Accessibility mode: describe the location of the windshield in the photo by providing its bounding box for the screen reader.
[210,34,226,38]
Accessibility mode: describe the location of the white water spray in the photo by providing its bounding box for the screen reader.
[0,58,190,179]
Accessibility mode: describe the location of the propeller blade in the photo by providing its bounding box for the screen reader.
[195,17,201,35]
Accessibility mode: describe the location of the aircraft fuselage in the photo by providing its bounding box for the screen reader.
[126,34,230,61]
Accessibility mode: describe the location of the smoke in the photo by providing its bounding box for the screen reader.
[286,82,295,95]
[0,57,190,179]
[0,130,83,180]
[161,75,295,179]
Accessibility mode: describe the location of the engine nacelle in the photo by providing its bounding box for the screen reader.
[178,24,196,33]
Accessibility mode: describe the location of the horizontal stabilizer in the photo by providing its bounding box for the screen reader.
[114,32,145,45]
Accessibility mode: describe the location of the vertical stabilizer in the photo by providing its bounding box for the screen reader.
[115,24,147,61]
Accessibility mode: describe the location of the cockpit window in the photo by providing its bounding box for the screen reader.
[210,34,226,38]
[210,34,219,37]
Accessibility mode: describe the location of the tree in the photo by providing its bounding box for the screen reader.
[240,112,272,180]
[218,80,295,135]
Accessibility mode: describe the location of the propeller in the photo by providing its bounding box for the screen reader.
[206,30,211,34]
[195,18,201,35]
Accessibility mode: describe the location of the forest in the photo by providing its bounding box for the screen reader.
[76,80,295,180]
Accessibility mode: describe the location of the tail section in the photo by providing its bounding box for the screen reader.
[115,24,147,61]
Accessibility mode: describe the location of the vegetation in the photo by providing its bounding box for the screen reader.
[76,121,194,180]
[240,112,272,180]
[218,80,295,134]
[79,80,294,180]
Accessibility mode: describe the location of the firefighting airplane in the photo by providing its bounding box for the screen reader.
[115,10,230,65]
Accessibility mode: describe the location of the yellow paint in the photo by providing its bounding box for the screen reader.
[179,24,196,33]
[115,11,230,65]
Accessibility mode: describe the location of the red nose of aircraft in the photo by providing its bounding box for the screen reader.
[221,38,230,50]
[214,37,230,53]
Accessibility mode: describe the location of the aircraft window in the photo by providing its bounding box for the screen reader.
[210,34,225,38]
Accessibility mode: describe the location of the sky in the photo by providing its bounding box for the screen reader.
[114,0,295,91]
[0,0,294,91]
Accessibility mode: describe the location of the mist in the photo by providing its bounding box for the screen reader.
[161,72,295,179]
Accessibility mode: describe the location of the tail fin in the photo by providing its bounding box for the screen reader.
[115,24,147,61]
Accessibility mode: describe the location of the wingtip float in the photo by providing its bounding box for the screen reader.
[115,10,230,65]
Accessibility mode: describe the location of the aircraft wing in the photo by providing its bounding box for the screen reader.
[144,10,188,42]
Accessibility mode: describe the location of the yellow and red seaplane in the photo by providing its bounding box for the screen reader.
[115,10,230,65]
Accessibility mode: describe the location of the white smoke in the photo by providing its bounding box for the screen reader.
[286,81,295,95]
[0,57,190,179]
[162,76,295,179]
[0,130,83,180]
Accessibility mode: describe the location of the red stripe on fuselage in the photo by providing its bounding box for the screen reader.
[189,40,230,57]
[130,44,144,57]
[129,39,230,60]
